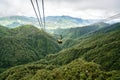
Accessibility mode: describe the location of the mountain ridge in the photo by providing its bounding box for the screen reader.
[0,16,97,29]
[0,25,61,73]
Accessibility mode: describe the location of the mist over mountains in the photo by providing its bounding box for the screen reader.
[0,16,98,29]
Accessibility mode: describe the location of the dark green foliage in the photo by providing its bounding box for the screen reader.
[0,59,120,80]
[0,23,120,80]
[0,25,9,36]
[0,25,60,72]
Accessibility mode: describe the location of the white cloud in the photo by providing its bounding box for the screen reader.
[0,0,120,19]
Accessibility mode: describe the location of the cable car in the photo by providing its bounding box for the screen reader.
[57,35,63,44]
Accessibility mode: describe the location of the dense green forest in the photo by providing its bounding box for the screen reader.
[0,59,120,80]
[0,23,120,80]
[0,25,60,73]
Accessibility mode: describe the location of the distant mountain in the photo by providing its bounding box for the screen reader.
[45,16,95,29]
[6,22,21,28]
[93,23,120,33]
[0,16,37,28]
[53,22,109,39]
[0,25,60,73]
[0,16,97,29]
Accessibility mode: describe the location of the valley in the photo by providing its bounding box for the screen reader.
[0,22,120,80]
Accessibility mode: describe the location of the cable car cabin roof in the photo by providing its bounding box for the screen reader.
[57,39,62,44]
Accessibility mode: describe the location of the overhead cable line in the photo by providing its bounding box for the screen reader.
[42,0,46,30]
[30,0,42,28]
[91,12,120,25]
[36,0,43,28]
[103,13,120,22]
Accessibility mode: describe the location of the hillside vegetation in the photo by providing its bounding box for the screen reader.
[0,23,120,80]
[44,23,120,71]
[0,58,120,80]
[54,22,109,48]
[0,25,60,73]
[54,22,108,39]
[0,25,9,36]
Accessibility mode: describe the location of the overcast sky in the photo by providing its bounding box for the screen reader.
[0,0,120,19]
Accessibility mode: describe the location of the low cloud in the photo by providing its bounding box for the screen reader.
[0,0,120,19]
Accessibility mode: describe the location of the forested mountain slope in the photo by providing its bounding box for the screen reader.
[0,25,9,36]
[54,22,108,39]
[59,22,109,48]
[0,25,60,73]
[45,23,120,71]
[0,23,120,80]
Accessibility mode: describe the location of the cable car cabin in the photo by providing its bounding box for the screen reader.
[57,39,63,44]
[57,35,63,44]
